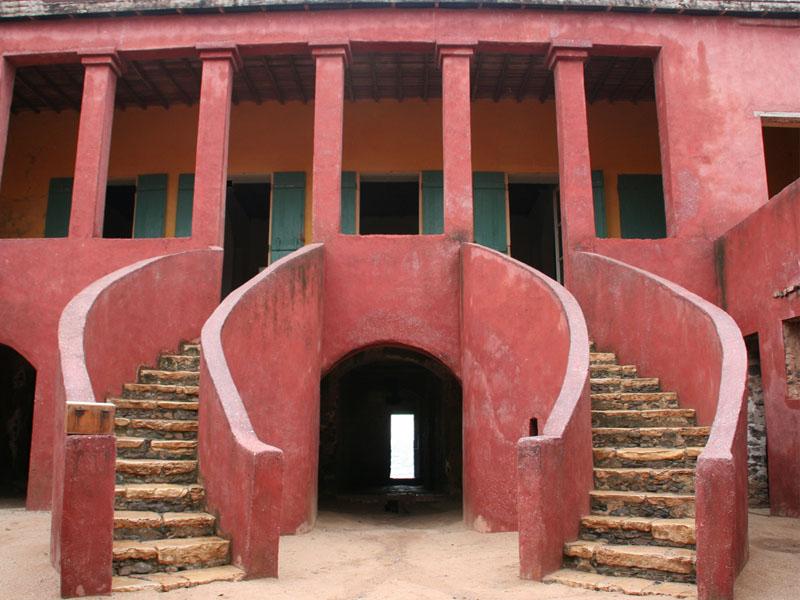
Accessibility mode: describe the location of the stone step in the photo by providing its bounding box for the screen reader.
[112,565,245,593]
[593,427,710,449]
[580,515,696,548]
[590,364,638,379]
[592,409,697,428]
[110,398,199,421]
[139,369,200,386]
[115,417,198,440]
[115,483,205,512]
[589,352,617,365]
[158,354,200,371]
[116,459,198,484]
[544,568,697,598]
[122,382,199,400]
[563,540,696,583]
[592,392,679,411]
[590,490,695,519]
[594,468,696,494]
[591,377,660,393]
[181,342,201,356]
[117,437,198,460]
[112,536,229,576]
[114,510,215,541]
[593,447,702,469]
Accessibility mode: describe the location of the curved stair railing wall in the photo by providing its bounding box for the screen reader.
[460,243,592,540]
[199,243,324,575]
[569,251,748,600]
[52,249,223,598]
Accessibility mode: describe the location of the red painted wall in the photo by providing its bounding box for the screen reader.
[51,249,222,596]
[0,238,210,509]
[462,244,591,532]
[720,179,800,517]
[571,251,748,600]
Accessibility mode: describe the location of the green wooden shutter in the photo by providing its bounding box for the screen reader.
[44,178,73,238]
[133,174,167,238]
[341,171,357,234]
[592,170,608,238]
[473,172,507,253]
[618,174,667,239]
[270,172,306,263]
[175,173,194,238]
[422,171,444,234]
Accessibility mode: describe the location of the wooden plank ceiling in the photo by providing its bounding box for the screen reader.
[10,53,654,113]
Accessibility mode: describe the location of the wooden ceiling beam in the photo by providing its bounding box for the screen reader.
[129,60,169,108]
[32,66,80,111]
[610,57,641,102]
[396,54,404,102]
[260,56,284,104]
[15,71,61,112]
[422,58,430,101]
[117,75,147,110]
[239,62,262,104]
[539,70,553,102]
[589,57,617,103]
[493,54,510,102]
[515,55,537,102]
[158,62,194,105]
[471,53,482,100]
[288,55,307,104]
[369,54,379,102]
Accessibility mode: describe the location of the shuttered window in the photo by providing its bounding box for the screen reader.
[270,172,306,263]
[473,172,508,253]
[175,173,194,238]
[341,171,357,234]
[592,170,608,238]
[421,171,444,234]
[133,174,168,238]
[44,178,73,238]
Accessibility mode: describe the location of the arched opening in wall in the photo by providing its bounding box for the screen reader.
[319,346,462,517]
[0,345,36,504]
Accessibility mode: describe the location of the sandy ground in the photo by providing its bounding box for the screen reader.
[2,501,798,600]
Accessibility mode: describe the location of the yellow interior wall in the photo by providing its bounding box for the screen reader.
[0,97,661,240]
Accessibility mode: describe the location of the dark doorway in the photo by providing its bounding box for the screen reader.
[221,181,271,297]
[508,183,560,281]
[103,183,137,238]
[762,125,800,199]
[0,345,35,500]
[359,180,419,235]
[745,333,769,508]
[319,347,461,512]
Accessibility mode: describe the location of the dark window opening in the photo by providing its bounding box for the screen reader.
[319,347,462,514]
[508,183,561,281]
[0,344,36,503]
[762,126,800,199]
[102,184,136,238]
[745,333,769,508]
[359,180,419,235]
[618,174,667,239]
[528,418,539,437]
[221,181,271,298]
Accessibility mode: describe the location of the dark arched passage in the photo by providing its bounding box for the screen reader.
[0,344,36,501]
[319,346,462,511]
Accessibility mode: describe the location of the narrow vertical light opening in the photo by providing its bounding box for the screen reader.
[390,413,415,480]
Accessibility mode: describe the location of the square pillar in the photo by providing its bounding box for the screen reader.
[193,46,240,246]
[547,41,595,285]
[0,57,15,191]
[68,52,121,239]
[311,44,349,242]
[438,45,475,242]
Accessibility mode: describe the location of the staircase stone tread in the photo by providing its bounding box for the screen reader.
[590,377,659,384]
[589,352,617,364]
[117,437,146,449]
[592,409,695,417]
[114,510,215,529]
[582,515,695,532]
[111,398,199,410]
[544,568,697,598]
[592,392,678,400]
[139,369,199,377]
[112,536,229,561]
[115,417,198,431]
[590,490,695,501]
[115,483,205,501]
[116,458,198,476]
[565,540,696,574]
[594,467,696,475]
[593,447,703,461]
[593,426,710,435]
[124,383,199,395]
[111,566,244,593]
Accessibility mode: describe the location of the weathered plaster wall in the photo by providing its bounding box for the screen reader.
[720,179,800,516]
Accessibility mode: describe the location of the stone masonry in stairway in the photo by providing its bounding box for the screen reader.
[544,346,709,599]
[109,342,245,593]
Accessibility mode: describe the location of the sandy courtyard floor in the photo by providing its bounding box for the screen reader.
[2,502,798,600]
